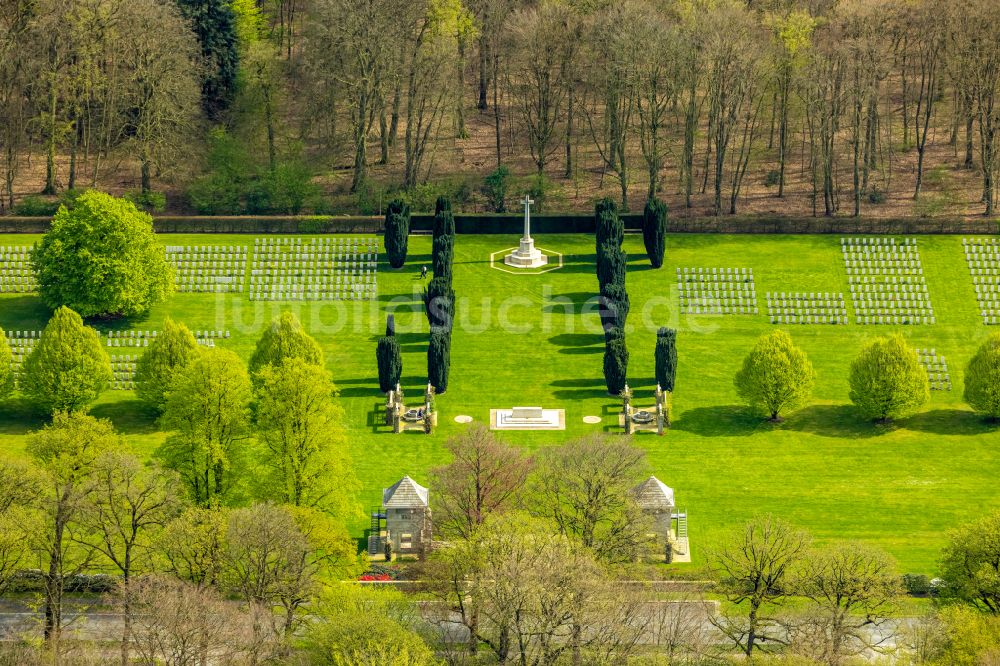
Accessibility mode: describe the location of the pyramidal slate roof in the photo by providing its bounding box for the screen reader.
[633,476,675,510]
[383,475,429,508]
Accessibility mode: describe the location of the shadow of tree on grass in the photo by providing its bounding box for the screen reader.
[780,403,890,440]
[901,408,998,436]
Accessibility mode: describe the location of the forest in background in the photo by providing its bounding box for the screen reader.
[2,0,1000,219]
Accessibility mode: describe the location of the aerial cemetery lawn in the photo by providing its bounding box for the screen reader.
[1,230,998,573]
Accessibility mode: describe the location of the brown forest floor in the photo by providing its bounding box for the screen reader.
[7,94,991,220]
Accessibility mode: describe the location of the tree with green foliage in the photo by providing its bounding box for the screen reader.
[26,412,121,644]
[603,335,628,395]
[655,327,677,392]
[303,585,437,665]
[598,282,629,334]
[424,277,455,331]
[596,242,627,289]
[642,198,667,268]
[385,314,396,338]
[159,348,252,507]
[849,334,928,422]
[134,318,199,414]
[482,165,510,213]
[384,199,410,269]
[432,233,454,283]
[595,197,623,252]
[432,196,455,241]
[160,506,229,588]
[376,335,402,394]
[174,0,239,120]
[32,191,173,318]
[964,333,1000,421]
[224,503,357,638]
[940,510,1000,613]
[0,326,12,401]
[254,359,353,510]
[248,312,324,378]
[734,330,815,421]
[428,328,451,394]
[22,306,112,414]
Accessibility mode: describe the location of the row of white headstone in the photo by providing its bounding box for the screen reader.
[770,315,848,325]
[0,247,36,292]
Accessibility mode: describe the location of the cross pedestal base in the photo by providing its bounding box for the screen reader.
[504,237,548,268]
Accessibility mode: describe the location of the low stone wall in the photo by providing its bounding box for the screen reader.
[0,214,995,235]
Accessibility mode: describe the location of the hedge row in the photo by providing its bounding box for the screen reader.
[0,215,996,235]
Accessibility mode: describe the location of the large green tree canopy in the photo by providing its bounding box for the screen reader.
[248,312,324,378]
[849,334,928,422]
[32,191,173,318]
[21,306,112,414]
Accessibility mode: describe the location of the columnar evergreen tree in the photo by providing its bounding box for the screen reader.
[428,328,451,394]
[424,277,455,331]
[174,0,240,119]
[376,335,402,394]
[655,327,677,392]
[734,330,815,421]
[964,333,1000,421]
[603,333,628,395]
[22,307,112,413]
[0,326,12,401]
[384,199,410,269]
[594,197,623,251]
[134,318,199,413]
[32,191,173,318]
[598,283,630,334]
[596,241,627,290]
[849,334,929,422]
[432,196,456,242]
[642,198,667,268]
[432,233,454,283]
[385,314,396,338]
[248,312,324,378]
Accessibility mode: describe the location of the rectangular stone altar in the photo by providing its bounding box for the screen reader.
[490,407,565,431]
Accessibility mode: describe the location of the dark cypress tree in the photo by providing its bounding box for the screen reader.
[433,196,455,241]
[596,242,627,290]
[424,277,455,331]
[595,197,623,253]
[384,199,410,269]
[428,328,451,394]
[376,335,402,393]
[642,198,668,268]
[655,327,678,392]
[385,314,396,338]
[603,335,629,395]
[174,0,239,120]
[599,283,630,334]
[432,234,454,283]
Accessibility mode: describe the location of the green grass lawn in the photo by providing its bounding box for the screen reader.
[1,231,998,574]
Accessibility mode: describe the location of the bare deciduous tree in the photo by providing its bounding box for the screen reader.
[709,514,810,657]
[429,425,532,541]
[121,574,253,666]
[787,543,901,665]
[528,435,650,563]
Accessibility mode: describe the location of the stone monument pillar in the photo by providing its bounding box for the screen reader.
[504,195,547,268]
